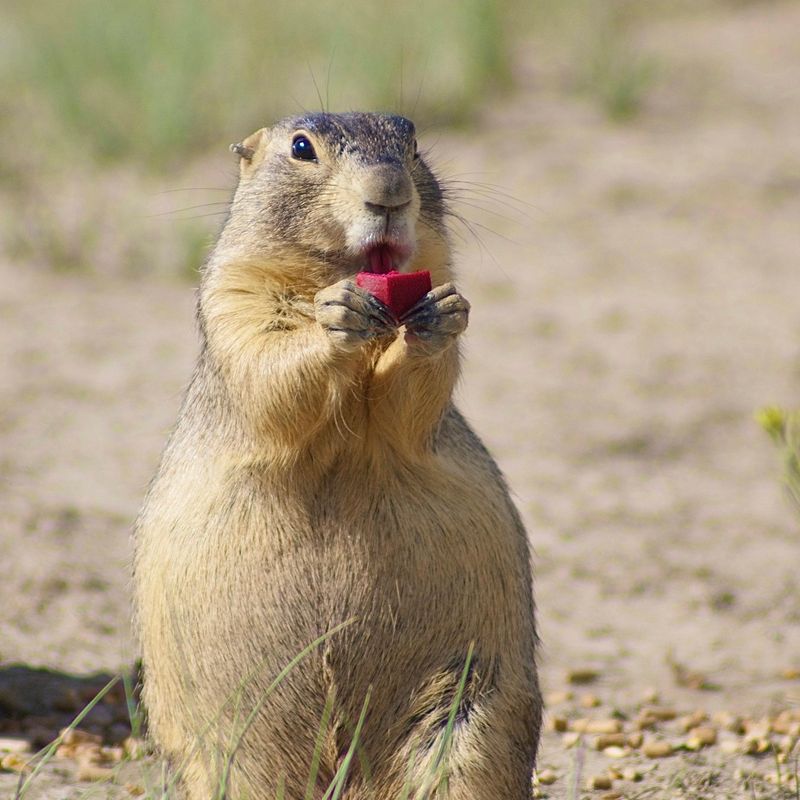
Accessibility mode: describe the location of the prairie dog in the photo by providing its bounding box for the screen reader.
[133,112,541,799]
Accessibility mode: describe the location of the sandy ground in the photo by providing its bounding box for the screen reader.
[2,3,800,797]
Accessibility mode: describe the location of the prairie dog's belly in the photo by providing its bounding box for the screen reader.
[144,450,526,680]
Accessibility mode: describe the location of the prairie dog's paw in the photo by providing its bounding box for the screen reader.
[315,279,396,352]
[401,283,470,353]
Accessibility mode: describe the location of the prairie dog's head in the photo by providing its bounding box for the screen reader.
[218,112,450,288]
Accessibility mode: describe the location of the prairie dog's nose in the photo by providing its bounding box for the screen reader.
[359,164,413,213]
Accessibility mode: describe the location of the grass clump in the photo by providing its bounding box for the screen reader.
[758,407,800,510]
[13,635,476,800]
[4,0,521,169]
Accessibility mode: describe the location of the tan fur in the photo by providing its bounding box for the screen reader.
[133,112,541,799]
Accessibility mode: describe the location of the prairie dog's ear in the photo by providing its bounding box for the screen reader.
[230,128,270,175]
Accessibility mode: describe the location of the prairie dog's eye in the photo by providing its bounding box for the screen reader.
[412,139,419,160]
[291,134,317,161]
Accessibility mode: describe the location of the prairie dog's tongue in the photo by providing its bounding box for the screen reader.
[368,245,394,274]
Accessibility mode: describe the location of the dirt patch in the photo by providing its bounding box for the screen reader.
[2,2,800,797]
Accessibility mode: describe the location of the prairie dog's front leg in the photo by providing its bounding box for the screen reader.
[315,279,396,351]
[369,283,469,455]
[401,282,470,354]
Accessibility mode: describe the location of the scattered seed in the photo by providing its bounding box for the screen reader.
[642,740,674,758]
[635,713,659,730]
[571,719,623,734]
[586,774,612,790]
[594,733,627,750]
[641,705,678,721]
[536,769,558,785]
[0,753,30,774]
[60,728,102,747]
[741,737,771,755]
[719,739,741,755]
[686,726,717,749]
[562,732,581,748]
[123,737,147,759]
[545,691,573,705]
[600,793,622,800]
[581,693,601,708]
[101,745,125,762]
[603,746,630,758]
[550,716,568,733]
[780,668,800,680]
[626,732,643,749]
[678,710,708,732]
[568,669,600,685]
[126,785,145,797]
[622,767,643,782]
[772,712,800,735]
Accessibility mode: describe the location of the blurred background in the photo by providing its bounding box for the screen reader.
[2,0,800,795]
[0,0,664,278]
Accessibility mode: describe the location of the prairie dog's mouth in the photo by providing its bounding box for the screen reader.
[361,242,412,274]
